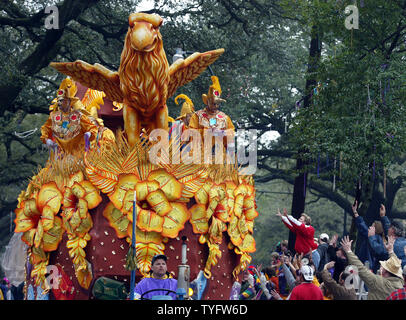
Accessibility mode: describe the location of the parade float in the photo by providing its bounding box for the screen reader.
[13,12,258,300]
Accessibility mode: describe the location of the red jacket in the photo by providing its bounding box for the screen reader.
[289,282,324,300]
[282,215,318,254]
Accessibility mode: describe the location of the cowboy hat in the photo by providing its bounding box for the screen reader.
[380,255,403,279]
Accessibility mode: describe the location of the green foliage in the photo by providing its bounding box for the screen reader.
[285,1,406,197]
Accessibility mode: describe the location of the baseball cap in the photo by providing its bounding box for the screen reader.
[151,254,167,265]
[300,265,314,282]
[319,233,329,242]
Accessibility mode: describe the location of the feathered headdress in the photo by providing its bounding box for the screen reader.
[50,77,80,111]
[202,76,226,106]
[175,94,195,120]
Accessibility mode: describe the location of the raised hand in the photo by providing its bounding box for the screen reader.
[255,264,262,278]
[386,235,395,253]
[324,261,335,270]
[281,254,290,265]
[352,200,359,218]
[330,234,338,247]
[379,204,386,217]
[270,289,281,300]
[276,208,282,218]
[340,236,353,253]
[292,254,299,269]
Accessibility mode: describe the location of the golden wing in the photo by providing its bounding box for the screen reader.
[81,88,106,112]
[50,60,123,103]
[167,48,225,98]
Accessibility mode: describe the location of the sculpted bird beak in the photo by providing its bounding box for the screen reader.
[214,97,226,104]
[130,22,158,52]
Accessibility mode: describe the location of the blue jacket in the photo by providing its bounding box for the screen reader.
[354,216,374,268]
[394,237,406,268]
[381,216,406,268]
[368,235,389,272]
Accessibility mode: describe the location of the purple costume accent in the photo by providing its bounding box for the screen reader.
[134,277,178,300]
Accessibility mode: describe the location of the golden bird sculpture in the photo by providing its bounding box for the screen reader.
[50,12,224,146]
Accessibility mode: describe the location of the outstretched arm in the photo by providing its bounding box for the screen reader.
[321,261,349,299]
[281,255,296,291]
[340,236,382,289]
[277,208,295,232]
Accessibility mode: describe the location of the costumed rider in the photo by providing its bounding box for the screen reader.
[40,78,99,155]
[188,76,235,156]
[133,254,178,300]
[168,94,195,153]
[169,94,195,135]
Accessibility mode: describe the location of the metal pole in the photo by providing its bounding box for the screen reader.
[130,191,137,300]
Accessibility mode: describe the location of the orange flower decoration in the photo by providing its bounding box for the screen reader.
[62,171,102,236]
[190,179,237,279]
[108,169,190,239]
[15,182,64,252]
[61,171,101,289]
[227,182,257,253]
[190,180,231,242]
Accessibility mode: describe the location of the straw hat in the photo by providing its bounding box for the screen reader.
[380,255,403,279]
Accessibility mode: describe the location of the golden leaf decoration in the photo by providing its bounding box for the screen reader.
[136,242,165,276]
[203,242,222,279]
[103,202,130,238]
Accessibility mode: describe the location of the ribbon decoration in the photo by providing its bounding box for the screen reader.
[84,132,91,152]
[373,145,376,181]
[303,173,307,198]
[367,84,372,106]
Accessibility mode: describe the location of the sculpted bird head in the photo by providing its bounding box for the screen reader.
[119,12,169,112]
[128,13,163,52]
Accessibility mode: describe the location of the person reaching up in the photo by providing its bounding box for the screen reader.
[340,235,404,300]
[276,208,318,264]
